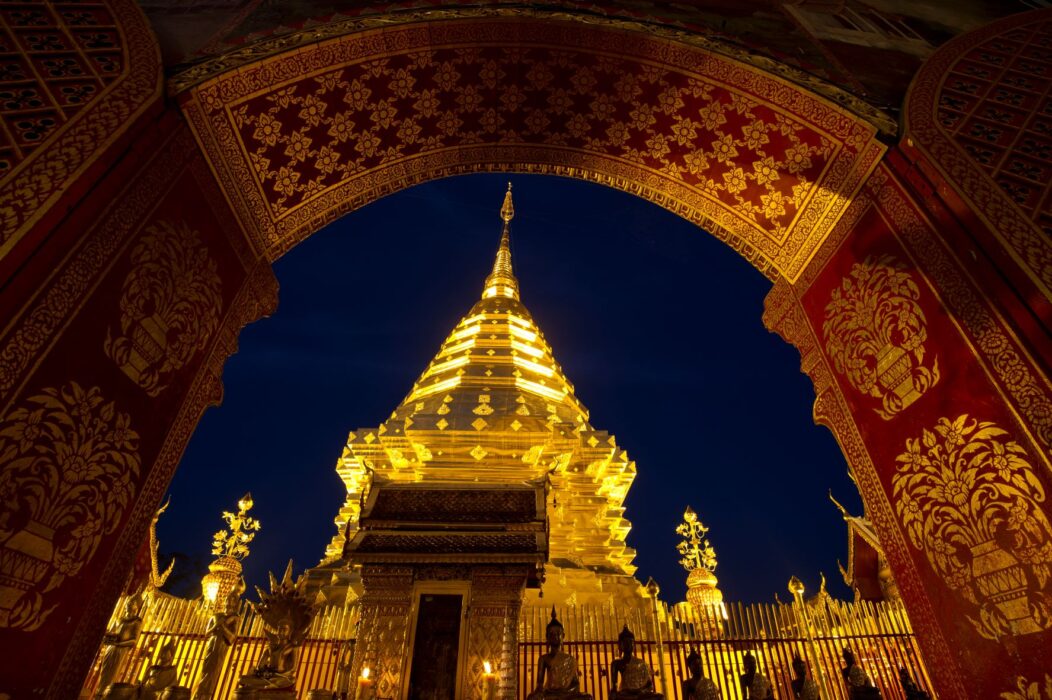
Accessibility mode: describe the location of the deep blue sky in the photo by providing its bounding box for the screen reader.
[160,173,864,604]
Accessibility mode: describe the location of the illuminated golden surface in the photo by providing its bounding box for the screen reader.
[202,493,260,610]
[324,188,640,602]
[676,506,723,613]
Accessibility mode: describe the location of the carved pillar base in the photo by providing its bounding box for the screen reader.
[463,568,529,700]
[352,567,415,700]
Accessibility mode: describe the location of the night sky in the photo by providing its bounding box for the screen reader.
[159,174,864,605]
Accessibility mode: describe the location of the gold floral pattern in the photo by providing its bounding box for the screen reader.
[892,415,1052,639]
[182,17,884,280]
[0,382,140,631]
[104,220,223,396]
[823,255,939,419]
[1002,674,1052,700]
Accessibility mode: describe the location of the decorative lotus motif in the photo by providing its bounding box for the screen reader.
[105,220,222,396]
[823,255,939,419]
[892,415,1052,639]
[0,383,140,630]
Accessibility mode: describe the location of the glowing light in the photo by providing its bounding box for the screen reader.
[438,339,476,357]
[515,378,565,401]
[410,376,461,399]
[203,580,220,604]
[509,325,537,342]
[450,324,481,341]
[513,357,554,377]
[424,355,470,376]
[361,667,371,679]
[483,660,492,674]
[511,341,543,358]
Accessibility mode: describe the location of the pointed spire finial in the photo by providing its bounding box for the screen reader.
[483,183,519,300]
[501,182,514,224]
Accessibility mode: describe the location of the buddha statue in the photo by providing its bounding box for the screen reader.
[193,586,243,700]
[96,593,145,698]
[238,620,297,692]
[235,562,315,699]
[140,641,179,700]
[527,608,592,700]
[790,654,820,700]
[842,648,879,700]
[680,648,720,700]
[738,653,773,700]
[609,625,663,700]
[898,667,930,700]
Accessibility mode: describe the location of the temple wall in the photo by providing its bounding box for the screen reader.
[0,106,276,697]
[764,158,1052,699]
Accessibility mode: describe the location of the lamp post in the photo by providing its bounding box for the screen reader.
[645,577,667,696]
[788,576,828,699]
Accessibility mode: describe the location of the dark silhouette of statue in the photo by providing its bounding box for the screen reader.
[527,608,592,700]
[898,667,930,700]
[680,647,720,700]
[738,653,773,700]
[609,625,662,700]
[790,654,819,700]
[842,648,881,699]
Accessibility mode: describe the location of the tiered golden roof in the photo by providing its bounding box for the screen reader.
[323,185,641,601]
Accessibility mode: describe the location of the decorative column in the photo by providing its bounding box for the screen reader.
[644,578,667,696]
[463,567,529,700]
[351,566,415,700]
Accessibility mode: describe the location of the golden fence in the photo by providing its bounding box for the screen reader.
[518,600,935,700]
[80,593,359,699]
[82,595,933,700]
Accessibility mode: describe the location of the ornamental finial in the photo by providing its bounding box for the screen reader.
[676,506,716,573]
[500,182,514,224]
[483,184,519,300]
[211,492,261,560]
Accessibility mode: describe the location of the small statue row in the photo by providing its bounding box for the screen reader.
[529,610,660,700]
[96,563,314,700]
[528,609,930,700]
[95,593,182,700]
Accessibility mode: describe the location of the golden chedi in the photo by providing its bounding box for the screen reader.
[315,185,645,605]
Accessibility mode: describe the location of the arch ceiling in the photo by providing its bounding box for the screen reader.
[179,11,887,282]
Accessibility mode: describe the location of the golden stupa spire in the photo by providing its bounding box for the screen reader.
[324,183,642,602]
[483,183,519,300]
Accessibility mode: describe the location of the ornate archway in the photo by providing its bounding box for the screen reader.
[177,11,887,281]
[0,5,1048,699]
